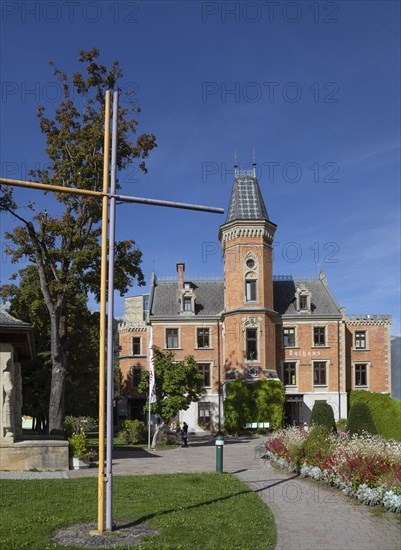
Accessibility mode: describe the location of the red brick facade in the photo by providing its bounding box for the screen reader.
[118,175,391,429]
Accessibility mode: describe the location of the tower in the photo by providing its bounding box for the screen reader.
[219,163,277,378]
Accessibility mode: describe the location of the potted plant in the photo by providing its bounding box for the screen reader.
[68,430,97,469]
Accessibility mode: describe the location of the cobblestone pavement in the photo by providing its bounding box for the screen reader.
[2,436,400,549]
[235,464,401,550]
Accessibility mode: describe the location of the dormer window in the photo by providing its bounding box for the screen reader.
[180,285,196,314]
[295,287,311,313]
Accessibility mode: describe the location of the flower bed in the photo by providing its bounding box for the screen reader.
[264,428,401,513]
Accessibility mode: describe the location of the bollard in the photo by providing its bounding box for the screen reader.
[215,434,224,473]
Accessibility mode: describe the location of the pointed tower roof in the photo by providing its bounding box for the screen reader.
[225,175,269,223]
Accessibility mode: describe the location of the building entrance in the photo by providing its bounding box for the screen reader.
[284,395,304,426]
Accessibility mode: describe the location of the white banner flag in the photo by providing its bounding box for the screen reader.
[149,328,157,404]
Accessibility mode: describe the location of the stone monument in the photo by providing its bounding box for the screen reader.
[0,310,69,470]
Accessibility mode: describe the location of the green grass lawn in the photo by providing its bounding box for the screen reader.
[0,473,276,550]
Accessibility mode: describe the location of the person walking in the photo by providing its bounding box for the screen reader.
[182,422,189,447]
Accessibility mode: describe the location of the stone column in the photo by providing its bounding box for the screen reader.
[0,343,15,442]
[14,362,23,439]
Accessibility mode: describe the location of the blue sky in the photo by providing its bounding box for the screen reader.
[1,1,400,333]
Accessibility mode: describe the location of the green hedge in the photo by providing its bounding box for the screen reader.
[347,402,377,436]
[349,390,401,441]
[224,380,252,435]
[224,379,285,435]
[251,380,285,431]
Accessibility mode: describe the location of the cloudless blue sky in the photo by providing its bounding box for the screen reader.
[1,1,400,333]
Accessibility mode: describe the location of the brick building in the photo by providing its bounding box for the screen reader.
[118,168,392,431]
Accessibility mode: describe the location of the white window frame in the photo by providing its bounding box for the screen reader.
[245,279,257,302]
[198,401,211,425]
[282,360,299,387]
[283,326,296,348]
[197,362,212,388]
[295,288,311,312]
[196,326,212,349]
[313,325,327,347]
[165,327,180,349]
[352,361,370,389]
[313,360,328,387]
[354,330,368,350]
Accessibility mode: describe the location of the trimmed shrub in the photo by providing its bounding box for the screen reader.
[349,390,401,441]
[119,419,146,444]
[251,379,285,431]
[301,425,333,467]
[224,380,252,435]
[310,402,337,432]
[348,402,377,436]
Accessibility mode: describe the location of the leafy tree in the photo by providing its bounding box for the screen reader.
[0,49,156,433]
[139,346,205,447]
[1,265,101,429]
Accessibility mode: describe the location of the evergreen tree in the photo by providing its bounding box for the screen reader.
[309,401,337,432]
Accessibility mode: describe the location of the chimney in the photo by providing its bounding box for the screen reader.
[176,262,185,289]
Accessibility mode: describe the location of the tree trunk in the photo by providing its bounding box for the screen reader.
[48,310,68,435]
[151,420,164,449]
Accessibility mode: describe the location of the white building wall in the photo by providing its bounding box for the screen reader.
[179,393,221,434]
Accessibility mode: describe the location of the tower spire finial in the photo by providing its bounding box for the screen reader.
[234,149,239,176]
[252,145,256,177]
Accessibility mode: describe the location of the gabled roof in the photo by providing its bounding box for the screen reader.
[149,277,341,319]
[225,176,270,223]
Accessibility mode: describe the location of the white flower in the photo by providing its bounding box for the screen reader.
[382,491,401,514]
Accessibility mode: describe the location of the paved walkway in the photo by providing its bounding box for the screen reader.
[2,436,400,549]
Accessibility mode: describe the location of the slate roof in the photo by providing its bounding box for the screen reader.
[150,278,341,318]
[0,310,31,327]
[225,176,270,223]
[273,279,341,316]
[151,281,224,318]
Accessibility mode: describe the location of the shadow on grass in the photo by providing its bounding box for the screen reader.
[117,475,295,529]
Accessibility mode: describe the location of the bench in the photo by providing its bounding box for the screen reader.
[245,422,270,430]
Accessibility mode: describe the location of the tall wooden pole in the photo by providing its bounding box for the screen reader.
[98,90,111,534]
